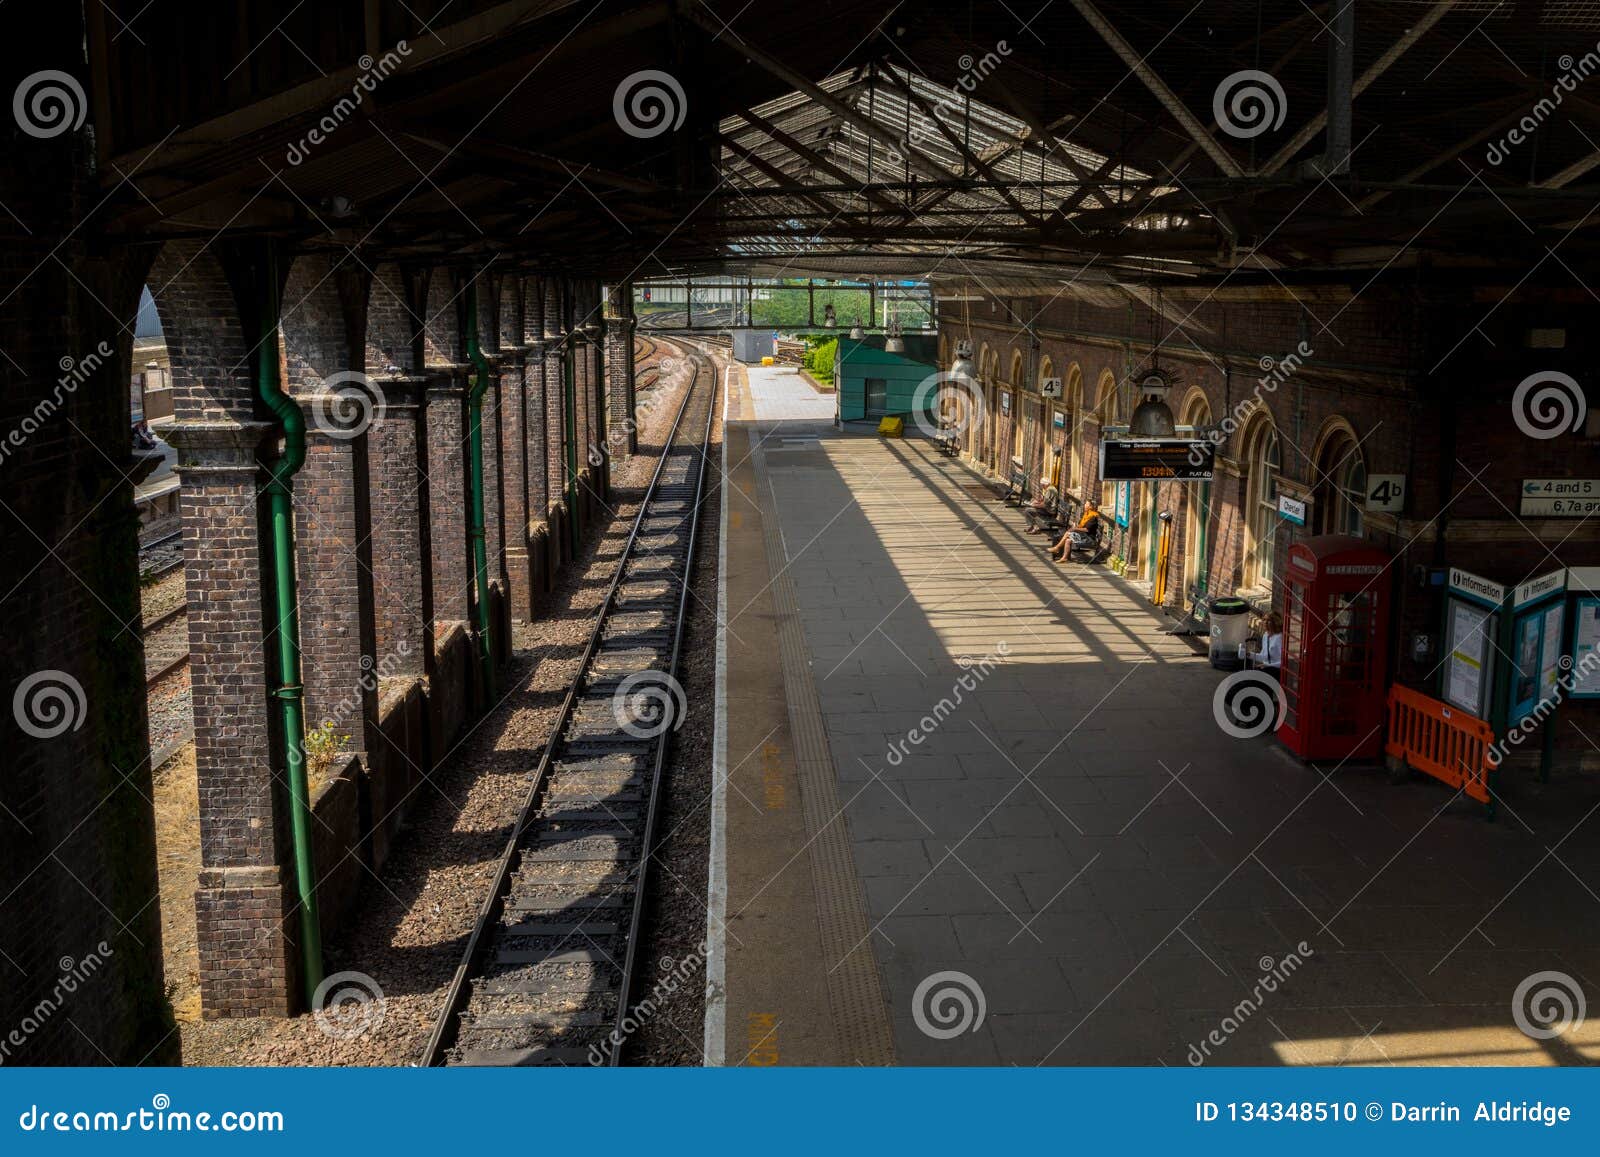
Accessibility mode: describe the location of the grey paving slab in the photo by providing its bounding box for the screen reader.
[737,400,1600,1066]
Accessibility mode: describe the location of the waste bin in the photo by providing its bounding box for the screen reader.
[1208,596,1252,669]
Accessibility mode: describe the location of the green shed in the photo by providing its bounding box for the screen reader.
[835,337,939,424]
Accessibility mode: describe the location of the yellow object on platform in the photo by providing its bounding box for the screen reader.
[761,356,775,365]
[877,416,904,437]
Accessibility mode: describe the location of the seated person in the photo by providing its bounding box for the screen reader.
[1049,501,1101,561]
[1023,482,1060,533]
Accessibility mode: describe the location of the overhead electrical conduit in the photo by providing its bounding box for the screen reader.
[256,255,324,1004]
[465,280,496,698]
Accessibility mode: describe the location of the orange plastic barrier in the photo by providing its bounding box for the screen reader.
[1384,684,1494,804]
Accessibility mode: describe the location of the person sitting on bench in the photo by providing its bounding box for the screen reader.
[1048,501,1101,562]
[1023,482,1060,533]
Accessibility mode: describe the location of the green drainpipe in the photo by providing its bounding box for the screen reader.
[465,281,496,699]
[255,256,323,1003]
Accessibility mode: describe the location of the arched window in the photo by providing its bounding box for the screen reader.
[1097,370,1120,510]
[1064,364,1084,488]
[1244,417,1281,590]
[1009,350,1024,387]
[1315,425,1366,537]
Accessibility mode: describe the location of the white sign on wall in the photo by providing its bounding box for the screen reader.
[1365,474,1406,513]
[1278,495,1306,525]
[1040,377,1062,398]
[1520,479,1600,517]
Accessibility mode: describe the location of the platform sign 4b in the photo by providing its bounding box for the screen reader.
[1520,478,1600,517]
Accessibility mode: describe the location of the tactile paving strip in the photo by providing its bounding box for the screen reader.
[750,428,896,1066]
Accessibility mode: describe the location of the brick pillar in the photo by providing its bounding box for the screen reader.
[426,371,472,630]
[480,356,505,596]
[606,283,637,456]
[543,282,569,562]
[166,419,297,1018]
[366,376,430,676]
[293,391,379,755]
[497,346,534,619]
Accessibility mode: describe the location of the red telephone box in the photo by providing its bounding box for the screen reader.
[1277,535,1391,761]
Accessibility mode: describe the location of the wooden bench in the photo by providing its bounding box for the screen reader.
[998,464,1028,505]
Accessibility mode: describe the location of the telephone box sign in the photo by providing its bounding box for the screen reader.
[1098,438,1215,481]
[1514,569,1567,609]
[1448,567,1507,606]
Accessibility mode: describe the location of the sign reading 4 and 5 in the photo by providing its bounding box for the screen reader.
[1521,478,1600,517]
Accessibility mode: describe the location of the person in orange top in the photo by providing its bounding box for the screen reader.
[1048,501,1101,562]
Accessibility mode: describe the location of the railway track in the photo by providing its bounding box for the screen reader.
[143,604,190,685]
[422,349,718,1067]
[140,529,185,580]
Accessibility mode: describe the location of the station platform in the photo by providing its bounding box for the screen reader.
[711,365,1600,1067]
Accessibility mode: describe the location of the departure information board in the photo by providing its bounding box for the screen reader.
[1098,438,1215,481]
